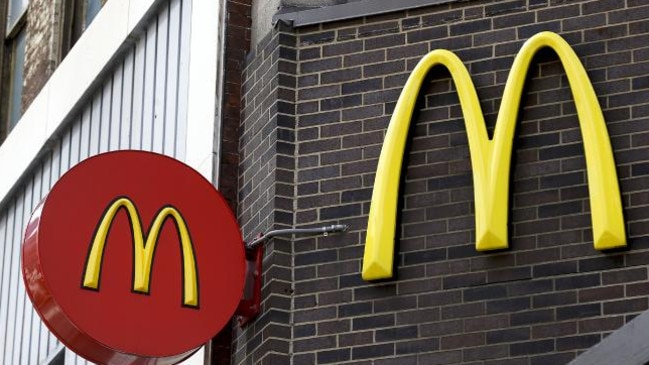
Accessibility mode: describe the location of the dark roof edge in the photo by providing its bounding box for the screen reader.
[272,0,460,27]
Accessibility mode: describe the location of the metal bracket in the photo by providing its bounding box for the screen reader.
[235,241,263,327]
[245,224,348,250]
[235,225,348,326]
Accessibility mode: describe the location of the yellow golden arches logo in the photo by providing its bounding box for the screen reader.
[82,197,199,308]
[362,31,626,281]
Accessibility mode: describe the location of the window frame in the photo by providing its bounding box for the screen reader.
[6,0,28,34]
[0,0,107,143]
[60,0,107,60]
[6,15,26,129]
[1,0,28,141]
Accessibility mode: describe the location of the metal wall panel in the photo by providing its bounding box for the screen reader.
[0,0,192,363]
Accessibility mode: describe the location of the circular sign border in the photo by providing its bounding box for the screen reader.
[22,151,245,365]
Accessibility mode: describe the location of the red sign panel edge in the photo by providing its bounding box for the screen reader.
[23,200,199,364]
[21,150,245,365]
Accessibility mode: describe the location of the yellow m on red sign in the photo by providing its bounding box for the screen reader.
[82,197,199,307]
[362,31,626,281]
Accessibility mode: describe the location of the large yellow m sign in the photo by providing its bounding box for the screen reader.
[82,197,199,307]
[363,31,626,281]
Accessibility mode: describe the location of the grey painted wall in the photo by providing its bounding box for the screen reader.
[252,0,282,46]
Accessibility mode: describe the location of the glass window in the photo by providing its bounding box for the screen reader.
[2,0,106,136]
[85,0,102,27]
[8,27,26,129]
[7,0,28,31]
[62,0,106,57]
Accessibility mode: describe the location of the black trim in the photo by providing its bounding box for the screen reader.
[273,0,460,27]
[46,347,65,365]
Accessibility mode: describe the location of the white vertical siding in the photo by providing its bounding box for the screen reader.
[120,52,134,150]
[175,0,191,160]
[131,35,146,150]
[164,0,181,157]
[0,0,193,363]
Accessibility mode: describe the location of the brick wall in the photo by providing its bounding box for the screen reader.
[234,22,297,365]
[23,0,60,111]
[237,0,649,364]
[212,1,253,363]
[220,0,253,211]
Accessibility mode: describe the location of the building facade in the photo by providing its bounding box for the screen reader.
[0,0,223,363]
[1,0,649,364]
[233,0,649,364]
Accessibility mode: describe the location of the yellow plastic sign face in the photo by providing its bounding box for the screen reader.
[362,31,626,281]
[82,197,199,307]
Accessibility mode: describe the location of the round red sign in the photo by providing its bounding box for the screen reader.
[22,151,245,364]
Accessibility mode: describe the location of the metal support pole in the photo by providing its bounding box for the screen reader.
[245,224,348,250]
